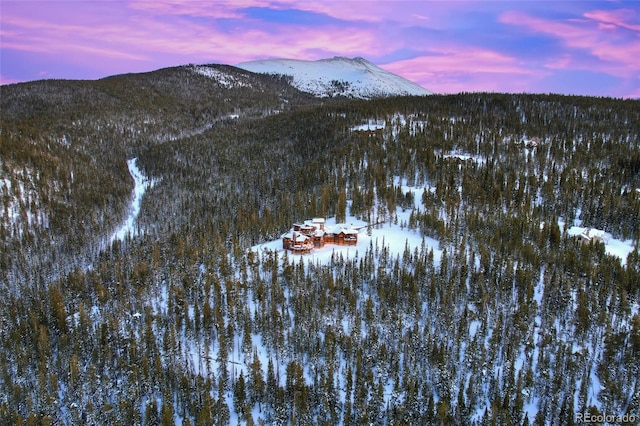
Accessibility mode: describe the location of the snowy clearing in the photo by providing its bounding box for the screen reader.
[252,182,442,266]
[351,119,386,132]
[252,214,441,267]
[562,223,636,265]
[441,152,487,165]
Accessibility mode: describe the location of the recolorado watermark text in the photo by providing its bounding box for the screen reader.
[576,412,637,424]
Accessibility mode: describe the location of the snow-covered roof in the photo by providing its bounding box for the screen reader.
[340,228,359,235]
[283,232,310,240]
[293,233,310,242]
[579,227,606,240]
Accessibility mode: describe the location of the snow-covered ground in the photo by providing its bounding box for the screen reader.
[237,56,432,99]
[0,165,50,238]
[251,181,442,266]
[252,215,441,267]
[109,158,154,243]
[562,223,636,265]
[351,119,386,132]
[189,65,252,89]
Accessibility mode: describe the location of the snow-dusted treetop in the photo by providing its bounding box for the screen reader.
[237,56,432,99]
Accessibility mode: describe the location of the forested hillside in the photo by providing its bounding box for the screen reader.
[1,68,639,425]
[0,65,318,287]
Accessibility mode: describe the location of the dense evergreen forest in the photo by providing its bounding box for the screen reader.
[1,66,639,425]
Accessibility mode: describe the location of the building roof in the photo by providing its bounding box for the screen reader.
[294,232,310,242]
[341,227,358,235]
[283,231,310,241]
[578,227,607,241]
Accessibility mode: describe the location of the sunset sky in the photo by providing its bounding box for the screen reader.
[1,1,639,98]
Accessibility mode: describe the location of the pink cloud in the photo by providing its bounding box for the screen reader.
[380,47,545,93]
[127,0,269,19]
[3,0,637,97]
[543,54,573,70]
[128,0,442,26]
[0,1,454,83]
[500,9,640,76]
[284,1,423,23]
[1,1,399,71]
[583,9,640,32]
[136,20,388,63]
[1,14,149,60]
[205,25,388,64]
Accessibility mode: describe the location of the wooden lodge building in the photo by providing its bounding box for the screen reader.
[282,218,359,254]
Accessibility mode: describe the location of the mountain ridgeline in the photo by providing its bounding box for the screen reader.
[0,62,639,425]
[236,56,432,99]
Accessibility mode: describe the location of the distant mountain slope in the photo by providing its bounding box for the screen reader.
[237,56,432,99]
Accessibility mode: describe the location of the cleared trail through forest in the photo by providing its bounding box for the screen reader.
[108,158,153,245]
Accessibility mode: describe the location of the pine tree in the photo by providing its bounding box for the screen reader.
[161,402,174,426]
[249,349,265,406]
[234,371,247,418]
[337,189,347,224]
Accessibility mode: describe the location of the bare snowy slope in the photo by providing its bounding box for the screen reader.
[237,56,431,99]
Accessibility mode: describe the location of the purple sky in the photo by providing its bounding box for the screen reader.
[1,1,639,97]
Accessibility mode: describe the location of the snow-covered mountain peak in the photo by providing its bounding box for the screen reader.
[236,57,432,99]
